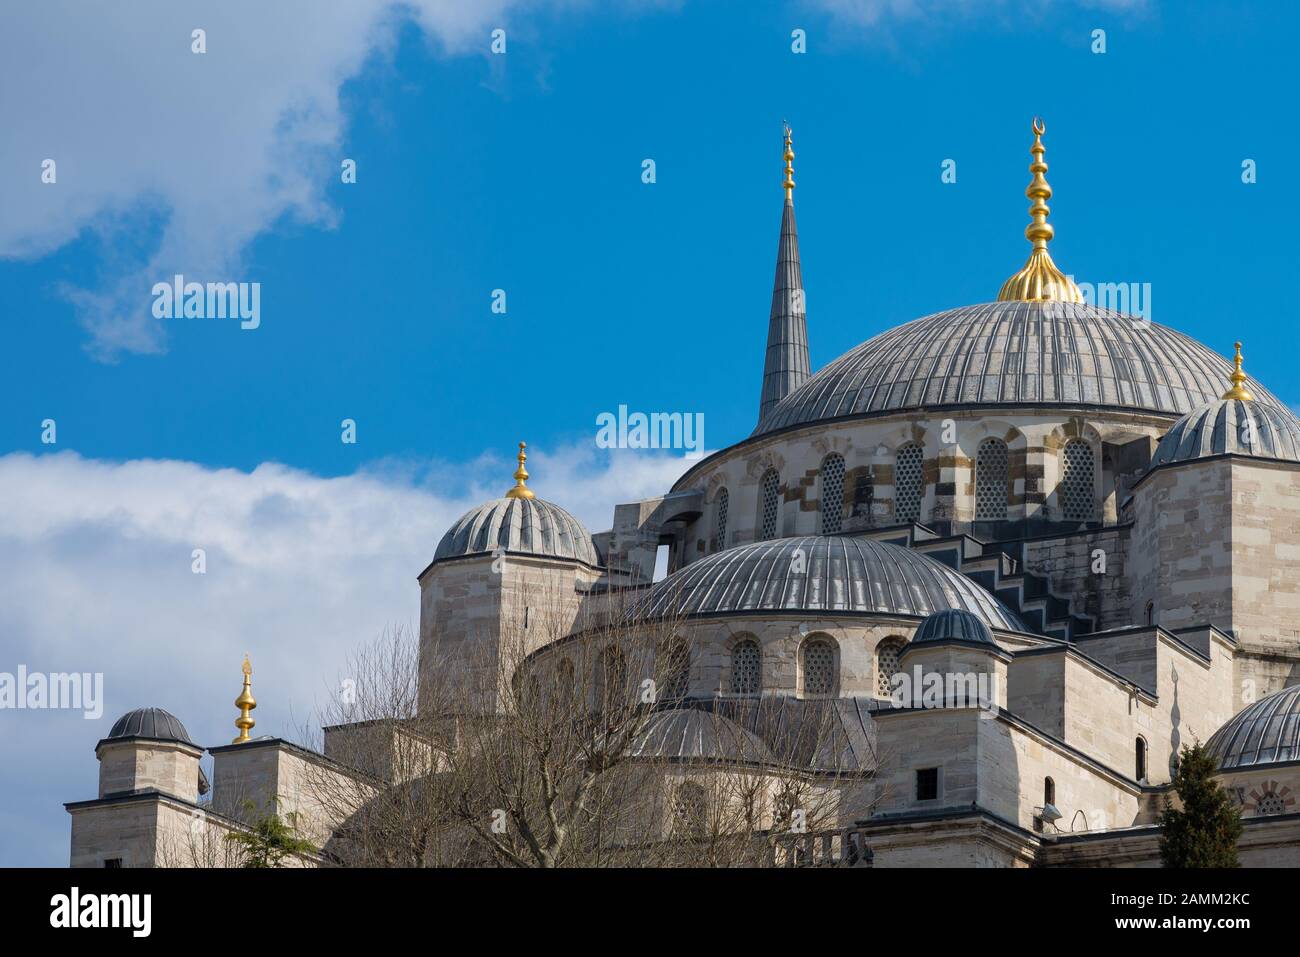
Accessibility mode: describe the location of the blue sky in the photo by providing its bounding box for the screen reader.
[1,0,1296,865]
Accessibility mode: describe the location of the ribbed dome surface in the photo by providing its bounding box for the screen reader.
[909,608,998,647]
[434,496,599,567]
[626,708,775,764]
[640,536,1024,630]
[106,707,194,745]
[1206,685,1300,770]
[1151,399,1300,467]
[754,302,1285,435]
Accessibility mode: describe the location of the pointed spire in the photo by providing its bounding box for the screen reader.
[232,654,256,744]
[997,118,1084,303]
[1222,342,1255,400]
[504,441,536,499]
[758,124,810,424]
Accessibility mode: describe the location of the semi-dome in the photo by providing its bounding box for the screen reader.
[639,536,1024,630]
[1151,399,1300,468]
[1206,685,1300,771]
[753,301,1286,436]
[106,707,194,745]
[908,608,998,647]
[432,442,599,567]
[626,708,775,764]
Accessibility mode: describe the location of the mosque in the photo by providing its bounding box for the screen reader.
[66,121,1300,867]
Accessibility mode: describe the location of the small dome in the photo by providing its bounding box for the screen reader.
[1151,398,1300,468]
[433,496,599,567]
[106,707,194,745]
[640,536,1024,631]
[908,608,998,648]
[1206,685,1300,771]
[626,708,775,764]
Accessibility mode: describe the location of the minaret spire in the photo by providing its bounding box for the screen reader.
[758,124,810,423]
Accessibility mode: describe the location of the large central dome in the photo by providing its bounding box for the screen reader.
[754,301,1285,436]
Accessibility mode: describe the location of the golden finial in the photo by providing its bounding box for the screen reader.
[782,123,795,199]
[232,654,256,744]
[997,118,1084,304]
[1222,342,1255,400]
[504,441,536,499]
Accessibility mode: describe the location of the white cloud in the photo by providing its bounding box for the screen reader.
[0,444,695,864]
[0,0,558,359]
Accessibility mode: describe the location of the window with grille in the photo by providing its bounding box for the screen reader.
[895,444,923,523]
[801,638,835,696]
[672,782,708,840]
[658,638,689,700]
[975,438,1009,521]
[731,638,761,695]
[712,487,729,552]
[759,469,780,540]
[820,453,846,534]
[1061,440,1094,521]
[876,638,906,697]
[1257,791,1286,815]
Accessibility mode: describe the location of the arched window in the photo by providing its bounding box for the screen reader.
[801,637,836,697]
[895,443,924,523]
[819,453,846,534]
[975,438,1009,521]
[1044,777,1056,807]
[1061,440,1095,521]
[1135,736,1148,782]
[597,646,627,709]
[876,637,907,697]
[1145,601,1155,627]
[759,469,780,540]
[731,638,761,695]
[657,637,689,701]
[671,782,708,840]
[712,487,729,552]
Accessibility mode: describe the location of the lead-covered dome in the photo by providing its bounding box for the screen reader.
[106,707,194,745]
[434,496,599,567]
[639,536,1024,630]
[1151,398,1300,468]
[909,608,998,647]
[754,302,1286,436]
[1206,685,1300,770]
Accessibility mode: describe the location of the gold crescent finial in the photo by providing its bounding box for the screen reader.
[504,441,536,499]
[997,118,1084,303]
[782,124,795,199]
[1222,341,1255,400]
[233,654,256,744]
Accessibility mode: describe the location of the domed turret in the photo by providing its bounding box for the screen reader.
[432,442,599,567]
[105,707,194,745]
[909,608,999,648]
[1151,344,1300,467]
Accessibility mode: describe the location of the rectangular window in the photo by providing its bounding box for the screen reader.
[103,858,123,868]
[915,767,940,801]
